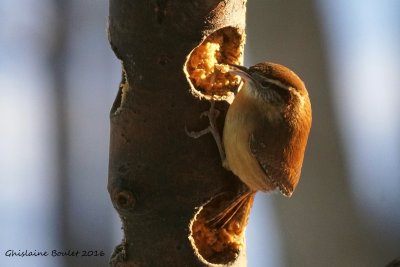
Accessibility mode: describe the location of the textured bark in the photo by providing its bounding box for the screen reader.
[107,1,247,266]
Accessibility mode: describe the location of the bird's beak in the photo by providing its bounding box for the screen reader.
[227,63,254,83]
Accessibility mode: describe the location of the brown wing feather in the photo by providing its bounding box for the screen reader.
[250,117,309,196]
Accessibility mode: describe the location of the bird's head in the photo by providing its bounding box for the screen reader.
[228,62,310,113]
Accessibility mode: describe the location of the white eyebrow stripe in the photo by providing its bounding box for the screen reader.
[263,77,291,90]
[291,88,306,108]
[252,72,291,90]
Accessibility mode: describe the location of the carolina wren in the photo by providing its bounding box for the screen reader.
[186,62,312,227]
[224,62,312,197]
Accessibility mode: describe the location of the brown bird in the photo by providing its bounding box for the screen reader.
[187,62,312,228]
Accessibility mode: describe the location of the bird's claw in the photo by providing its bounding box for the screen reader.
[185,100,226,164]
[184,125,211,139]
[200,107,220,120]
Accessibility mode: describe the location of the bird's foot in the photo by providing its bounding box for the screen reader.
[185,100,226,164]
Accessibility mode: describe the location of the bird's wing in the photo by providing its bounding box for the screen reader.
[249,120,303,196]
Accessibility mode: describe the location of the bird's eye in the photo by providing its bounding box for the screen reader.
[260,81,270,88]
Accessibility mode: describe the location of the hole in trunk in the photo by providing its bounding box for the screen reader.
[184,26,244,101]
[189,193,253,265]
[111,67,129,115]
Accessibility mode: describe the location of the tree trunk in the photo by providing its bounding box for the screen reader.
[107,1,248,266]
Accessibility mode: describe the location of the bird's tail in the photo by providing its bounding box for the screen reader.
[206,191,255,229]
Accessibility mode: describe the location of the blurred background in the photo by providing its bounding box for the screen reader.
[0,0,399,266]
